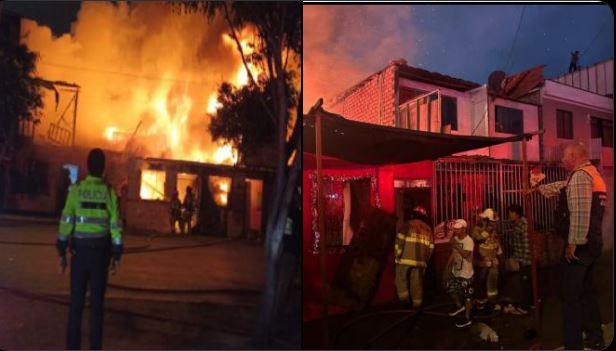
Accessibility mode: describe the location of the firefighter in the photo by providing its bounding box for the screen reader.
[394,205,434,309]
[182,186,195,235]
[471,208,503,306]
[57,148,123,350]
[169,189,182,235]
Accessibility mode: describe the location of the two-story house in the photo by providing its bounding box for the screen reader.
[302,58,613,321]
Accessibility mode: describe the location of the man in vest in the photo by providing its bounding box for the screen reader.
[57,148,123,350]
[394,205,434,309]
[531,141,606,350]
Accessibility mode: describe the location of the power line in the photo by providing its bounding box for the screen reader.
[38,60,215,86]
[504,5,526,74]
[581,16,611,57]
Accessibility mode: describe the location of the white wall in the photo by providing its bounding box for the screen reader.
[455,91,540,161]
[487,97,540,161]
[543,80,613,113]
[398,78,473,135]
[553,59,613,97]
[399,78,539,161]
[469,85,489,136]
[541,80,613,167]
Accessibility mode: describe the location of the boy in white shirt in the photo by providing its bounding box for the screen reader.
[445,219,475,327]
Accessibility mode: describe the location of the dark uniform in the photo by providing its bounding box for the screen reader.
[169,191,182,234]
[57,149,123,350]
[554,164,607,349]
[182,187,195,235]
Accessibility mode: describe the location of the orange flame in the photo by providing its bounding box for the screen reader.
[21,2,264,166]
[209,176,232,207]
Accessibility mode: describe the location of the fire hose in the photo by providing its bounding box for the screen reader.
[0,232,231,254]
[332,302,496,350]
[0,232,258,336]
[0,234,256,296]
[0,285,250,336]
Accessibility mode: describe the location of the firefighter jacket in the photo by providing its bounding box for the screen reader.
[472,226,502,267]
[395,219,434,267]
[57,176,123,261]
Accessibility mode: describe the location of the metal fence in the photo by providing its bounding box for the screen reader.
[433,157,568,258]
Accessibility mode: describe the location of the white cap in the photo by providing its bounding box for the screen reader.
[452,219,467,229]
[479,208,498,221]
[412,205,427,216]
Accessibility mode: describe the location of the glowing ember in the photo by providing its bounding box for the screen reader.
[104,127,117,141]
[213,144,238,165]
[206,93,223,114]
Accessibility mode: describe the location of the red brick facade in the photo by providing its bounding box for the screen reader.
[330,63,399,127]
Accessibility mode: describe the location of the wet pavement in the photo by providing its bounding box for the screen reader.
[0,218,300,349]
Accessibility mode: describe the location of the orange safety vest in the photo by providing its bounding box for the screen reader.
[556,163,607,256]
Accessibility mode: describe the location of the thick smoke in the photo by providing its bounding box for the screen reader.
[22,1,246,163]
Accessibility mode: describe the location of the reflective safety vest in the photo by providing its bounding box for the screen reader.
[58,176,123,247]
[395,219,434,267]
[555,163,607,256]
[472,226,502,267]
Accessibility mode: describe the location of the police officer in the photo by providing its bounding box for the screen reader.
[394,205,434,309]
[57,148,123,350]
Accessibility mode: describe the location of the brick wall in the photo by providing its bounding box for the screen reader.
[330,63,399,127]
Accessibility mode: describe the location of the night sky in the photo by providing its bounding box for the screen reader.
[304,3,614,112]
[4,1,80,36]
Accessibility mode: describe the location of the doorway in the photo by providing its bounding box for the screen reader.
[245,178,263,240]
[393,181,438,303]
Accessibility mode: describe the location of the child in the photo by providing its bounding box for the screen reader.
[445,219,475,328]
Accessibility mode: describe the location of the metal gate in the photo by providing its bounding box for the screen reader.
[433,157,568,258]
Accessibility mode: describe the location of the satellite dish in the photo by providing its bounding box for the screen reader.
[488,70,507,95]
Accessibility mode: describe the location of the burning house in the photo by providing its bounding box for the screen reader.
[0,3,277,238]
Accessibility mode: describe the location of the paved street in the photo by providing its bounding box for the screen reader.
[0,218,299,349]
[303,250,613,349]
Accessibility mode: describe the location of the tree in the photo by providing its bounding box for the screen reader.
[0,15,43,207]
[208,75,298,166]
[178,1,301,346]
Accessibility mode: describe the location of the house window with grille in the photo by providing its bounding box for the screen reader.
[495,106,524,134]
[591,117,613,147]
[556,110,574,139]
